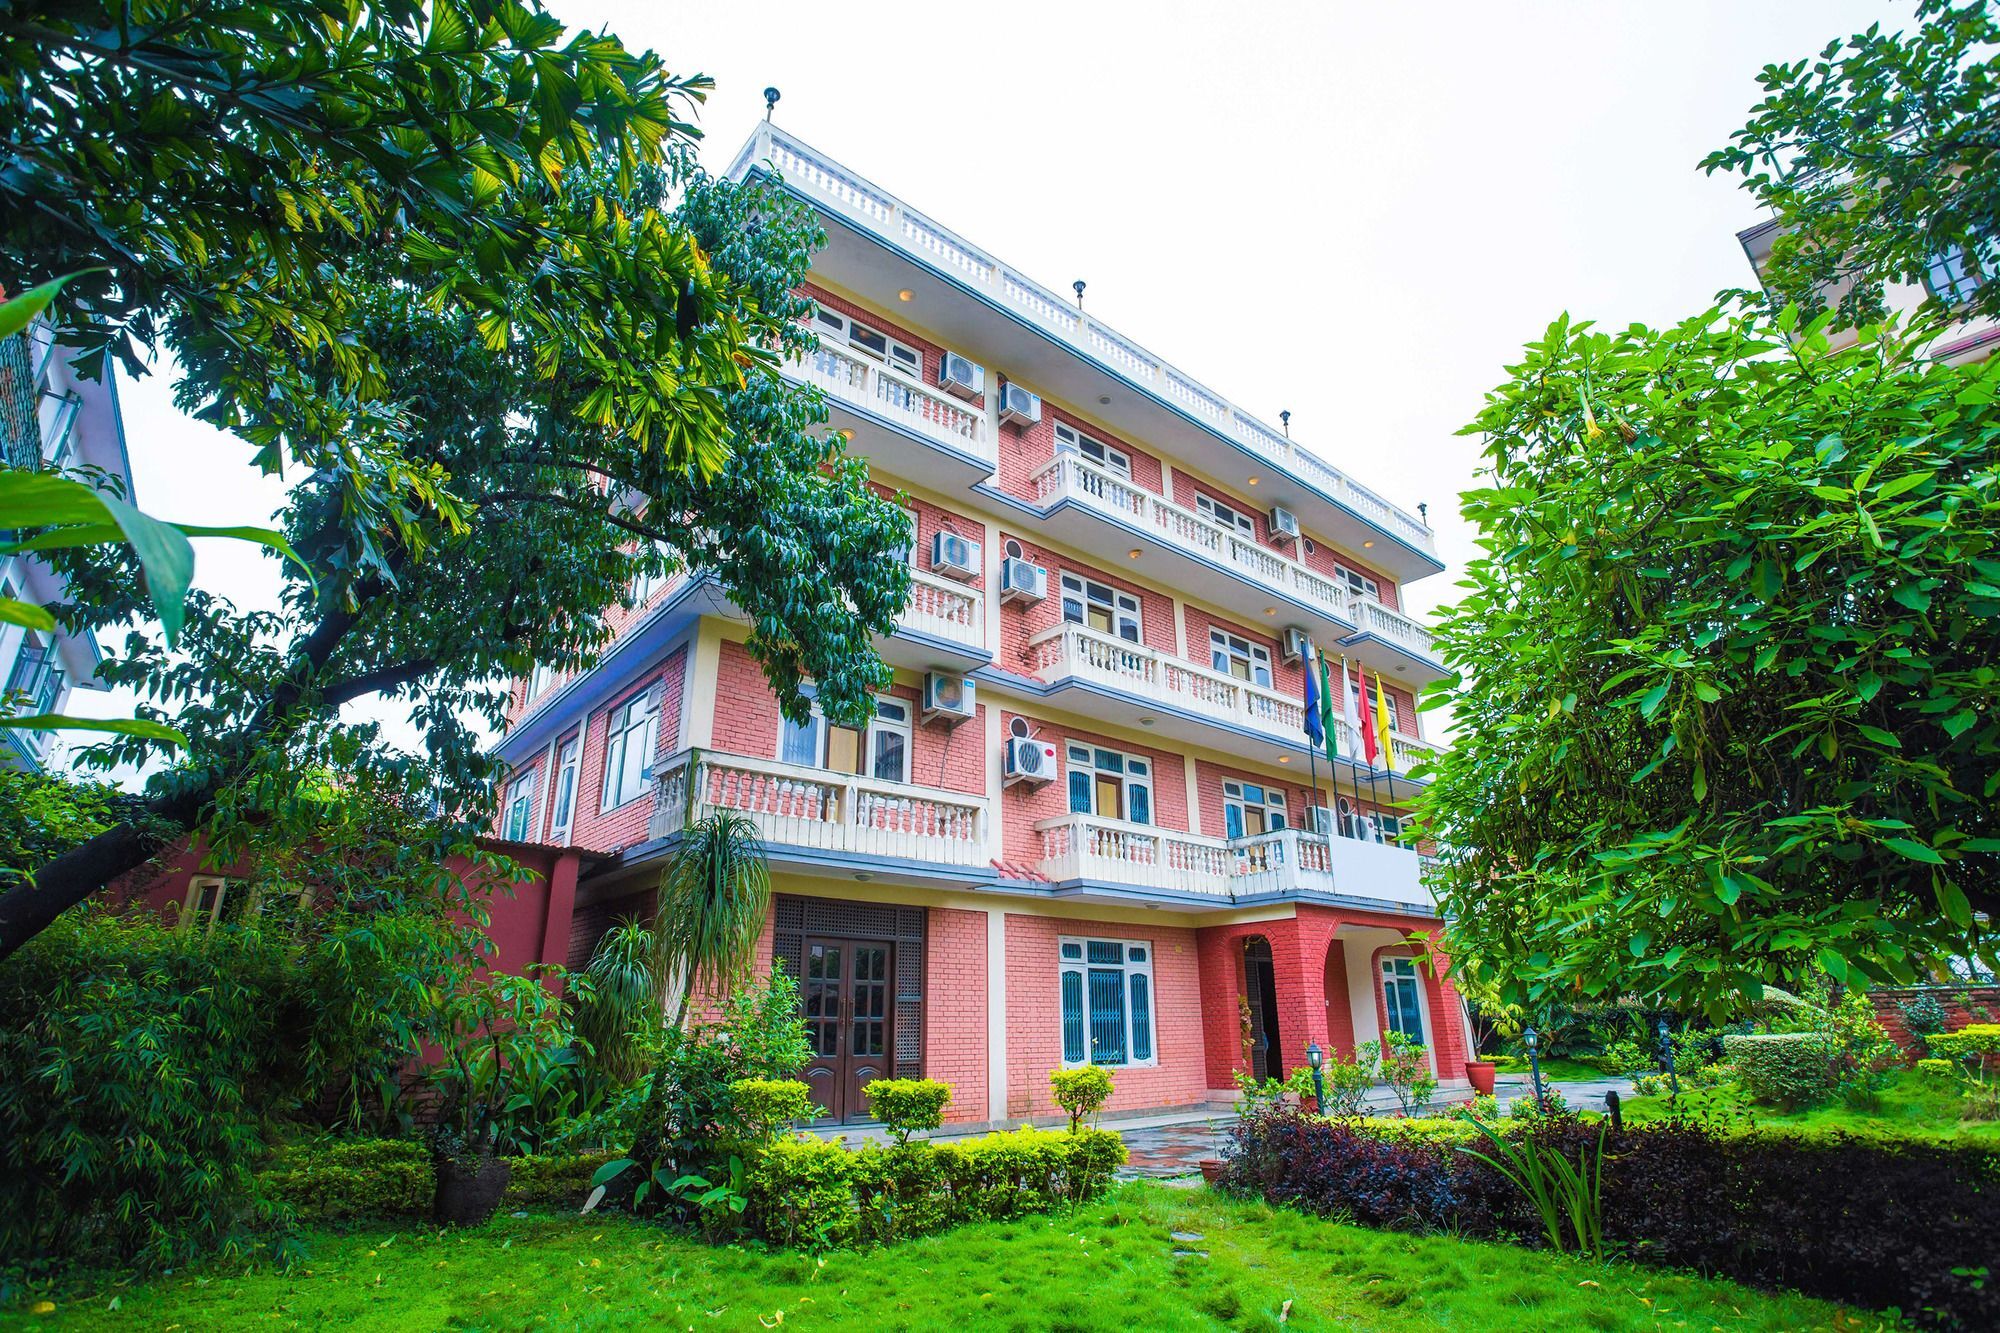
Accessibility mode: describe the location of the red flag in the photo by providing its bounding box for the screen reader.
[1357,665,1380,766]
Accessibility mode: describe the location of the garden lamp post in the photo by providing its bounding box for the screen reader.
[1306,1041,1325,1113]
[1525,1026,1546,1110]
[1658,1020,1680,1099]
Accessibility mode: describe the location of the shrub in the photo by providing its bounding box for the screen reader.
[259,1139,616,1223]
[741,1126,1126,1249]
[1050,1064,1115,1131]
[1225,1110,2000,1332]
[863,1078,951,1144]
[1724,1032,1836,1111]
[732,1078,816,1141]
[1917,1057,1958,1082]
[1899,993,1952,1056]
[1508,1086,1570,1122]
[1927,1023,2000,1065]
[1360,1031,1437,1114]
[1631,1071,1665,1097]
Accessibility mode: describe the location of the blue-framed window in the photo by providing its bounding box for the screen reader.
[1059,937,1156,1067]
[1066,744,1152,825]
[1381,956,1427,1045]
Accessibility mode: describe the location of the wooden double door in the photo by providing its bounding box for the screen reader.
[801,936,895,1124]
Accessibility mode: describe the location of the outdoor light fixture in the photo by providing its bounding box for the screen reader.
[1277,755,1290,764]
[1364,539,1376,548]
[1280,409,1291,438]
[1305,1042,1325,1112]
[1263,607,1277,616]
[763,86,780,120]
[1128,548,1142,559]
[1525,1026,1546,1110]
[897,289,914,302]
[1247,476,1260,486]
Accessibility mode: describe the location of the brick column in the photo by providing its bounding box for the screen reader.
[1422,927,1471,1079]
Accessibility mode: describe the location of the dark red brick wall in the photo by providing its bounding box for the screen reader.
[1872,985,2000,1061]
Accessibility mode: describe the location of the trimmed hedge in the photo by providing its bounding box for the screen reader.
[261,1140,616,1223]
[744,1126,1126,1248]
[1222,1107,2000,1331]
[862,1078,951,1143]
[1722,1032,1834,1110]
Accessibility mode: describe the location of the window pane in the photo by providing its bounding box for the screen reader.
[1088,968,1128,1064]
[826,723,862,775]
[1068,770,1092,815]
[1096,749,1122,773]
[850,324,888,357]
[1130,973,1152,1062]
[872,728,907,784]
[1086,940,1123,964]
[1095,775,1121,818]
[1224,804,1244,840]
[1060,941,1084,960]
[1127,783,1151,826]
[1061,970,1086,1063]
[780,715,819,767]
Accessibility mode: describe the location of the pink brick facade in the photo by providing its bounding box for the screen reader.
[924,907,989,1123]
[996,709,1190,867]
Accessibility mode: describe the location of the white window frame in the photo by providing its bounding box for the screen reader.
[1195,492,1255,539]
[778,696,913,785]
[503,768,539,841]
[1059,936,1158,1068]
[1926,244,1986,305]
[1332,562,1381,602]
[1209,630,1273,688]
[548,735,580,843]
[1060,572,1141,644]
[1380,955,1430,1047]
[1054,421,1131,478]
[1222,779,1288,840]
[180,876,233,934]
[813,306,922,381]
[527,663,556,700]
[629,539,675,606]
[600,690,658,811]
[1066,743,1153,825]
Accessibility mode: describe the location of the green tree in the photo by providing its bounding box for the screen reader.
[1702,1,2000,330]
[0,28,909,958]
[1421,307,2000,1018]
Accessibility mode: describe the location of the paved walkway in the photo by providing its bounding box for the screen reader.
[1109,1076,1637,1181]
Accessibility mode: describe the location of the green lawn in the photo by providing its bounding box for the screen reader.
[1620,1067,1999,1140]
[1486,1053,1610,1084]
[12,1184,1898,1332]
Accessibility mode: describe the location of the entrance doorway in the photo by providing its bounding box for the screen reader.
[801,937,895,1124]
[1243,937,1284,1081]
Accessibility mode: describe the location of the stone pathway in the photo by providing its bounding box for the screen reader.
[1109,1076,1638,1182]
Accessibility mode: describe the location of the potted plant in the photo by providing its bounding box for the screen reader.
[426,967,584,1226]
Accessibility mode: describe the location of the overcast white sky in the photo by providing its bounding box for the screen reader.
[66,0,1909,780]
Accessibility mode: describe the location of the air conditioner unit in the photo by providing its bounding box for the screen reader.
[996,381,1042,428]
[999,557,1047,604]
[1281,626,1309,664]
[923,672,976,723]
[939,352,985,400]
[930,531,982,582]
[1268,506,1301,539]
[1004,736,1059,786]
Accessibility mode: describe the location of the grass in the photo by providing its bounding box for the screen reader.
[9,1184,1900,1332]
[1620,1067,2000,1141]
[1485,1053,1609,1084]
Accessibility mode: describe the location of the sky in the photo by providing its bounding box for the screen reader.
[63,0,1910,781]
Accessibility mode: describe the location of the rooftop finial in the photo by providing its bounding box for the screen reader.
[1072,280,1086,310]
[1280,409,1291,438]
[763,87,781,121]
[1418,502,1429,527]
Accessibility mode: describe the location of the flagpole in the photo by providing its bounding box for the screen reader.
[1304,642,1326,841]
[1357,659,1383,836]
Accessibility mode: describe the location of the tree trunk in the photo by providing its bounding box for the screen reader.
[0,795,199,959]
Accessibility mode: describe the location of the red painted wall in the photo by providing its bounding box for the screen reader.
[1003,912,1205,1118]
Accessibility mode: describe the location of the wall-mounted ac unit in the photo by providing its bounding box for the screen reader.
[996,381,1042,428]
[1004,736,1059,786]
[930,531,982,581]
[1281,626,1309,664]
[999,557,1047,604]
[939,352,985,400]
[1268,506,1301,539]
[923,672,977,723]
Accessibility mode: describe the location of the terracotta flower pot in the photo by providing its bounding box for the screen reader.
[1198,1158,1227,1186]
[433,1147,512,1226]
[1465,1061,1498,1095]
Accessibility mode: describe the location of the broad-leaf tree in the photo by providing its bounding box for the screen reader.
[1702,0,2000,330]
[0,7,911,958]
[1421,307,2000,1018]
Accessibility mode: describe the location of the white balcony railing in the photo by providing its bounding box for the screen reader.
[649,750,988,867]
[899,567,983,649]
[791,340,990,462]
[732,122,1436,559]
[1035,815,1433,911]
[1345,596,1439,663]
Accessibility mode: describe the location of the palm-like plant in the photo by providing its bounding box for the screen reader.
[574,921,660,1088]
[652,811,772,1026]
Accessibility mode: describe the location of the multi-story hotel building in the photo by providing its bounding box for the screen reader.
[0,315,131,773]
[492,124,1473,1127]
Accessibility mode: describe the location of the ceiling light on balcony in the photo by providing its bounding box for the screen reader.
[1247,476,1260,486]
[839,428,854,441]
[1277,755,1290,764]
[1363,539,1375,548]
[1128,548,1143,560]
[854,871,874,882]
[1263,607,1277,616]
[897,289,914,302]
[1098,395,1112,406]
[1138,717,1155,727]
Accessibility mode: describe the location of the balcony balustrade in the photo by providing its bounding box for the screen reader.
[1030,453,1440,666]
[791,340,990,463]
[733,123,1436,561]
[1035,814,1434,911]
[649,749,989,867]
[898,567,983,649]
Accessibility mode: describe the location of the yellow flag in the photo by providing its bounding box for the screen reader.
[1373,671,1397,772]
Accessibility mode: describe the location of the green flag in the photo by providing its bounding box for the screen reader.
[1316,650,1342,767]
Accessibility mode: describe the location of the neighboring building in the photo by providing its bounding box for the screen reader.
[490,123,1473,1128]
[1735,218,1999,365]
[0,317,132,772]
